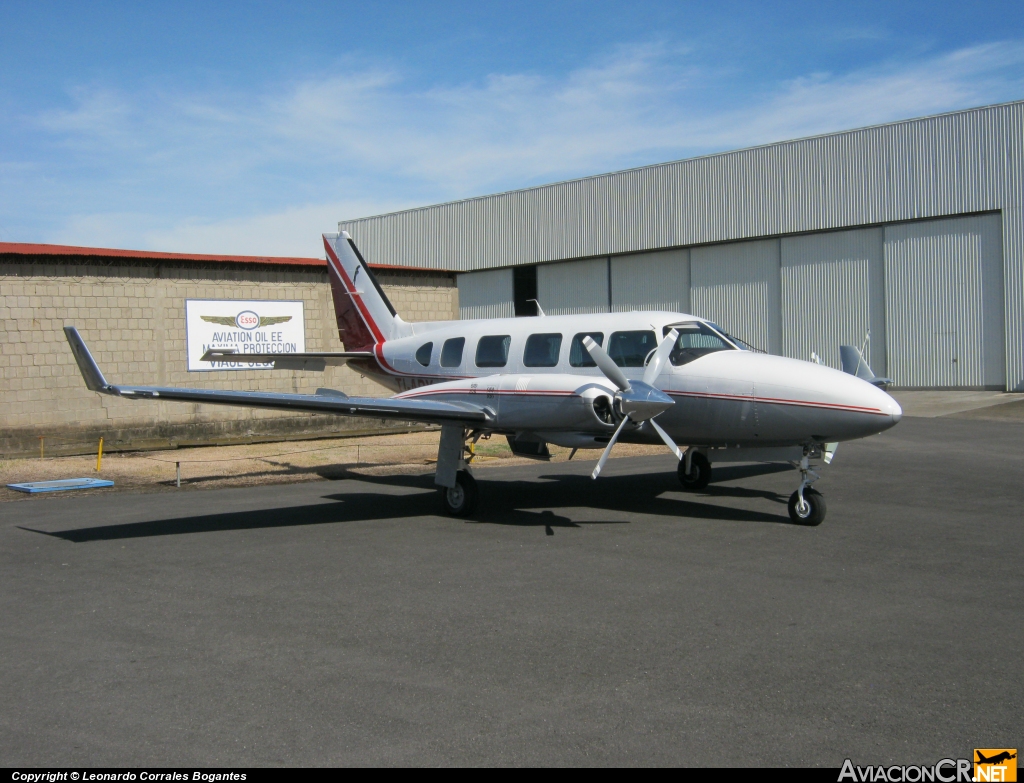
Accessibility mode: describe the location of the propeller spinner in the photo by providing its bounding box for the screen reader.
[583,330,682,479]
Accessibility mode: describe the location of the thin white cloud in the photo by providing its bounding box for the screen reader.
[24,38,1024,255]
[52,197,417,259]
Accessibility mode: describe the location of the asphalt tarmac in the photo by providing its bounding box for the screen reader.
[1,416,1020,767]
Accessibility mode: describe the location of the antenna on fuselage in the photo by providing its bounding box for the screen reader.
[527,299,545,316]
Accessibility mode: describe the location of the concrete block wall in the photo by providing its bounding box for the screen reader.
[0,260,457,455]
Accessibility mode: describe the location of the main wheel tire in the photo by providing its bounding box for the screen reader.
[788,487,826,526]
[439,470,479,517]
[677,452,711,491]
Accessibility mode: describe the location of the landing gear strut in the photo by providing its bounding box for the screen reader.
[678,448,711,491]
[788,453,826,525]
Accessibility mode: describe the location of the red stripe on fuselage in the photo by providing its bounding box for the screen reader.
[667,390,884,415]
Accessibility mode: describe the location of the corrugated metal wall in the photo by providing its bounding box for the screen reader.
[537,258,609,315]
[457,268,514,320]
[342,103,1019,270]
[884,215,1004,388]
[780,228,883,373]
[610,249,690,312]
[690,239,781,353]
[343,101,1024,389]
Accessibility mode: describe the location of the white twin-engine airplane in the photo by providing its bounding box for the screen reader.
[63,232,902,525]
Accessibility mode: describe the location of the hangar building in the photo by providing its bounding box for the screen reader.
[340,100,1024,392]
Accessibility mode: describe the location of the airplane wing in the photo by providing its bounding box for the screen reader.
[199,348,374,371]
[66,327,490,425]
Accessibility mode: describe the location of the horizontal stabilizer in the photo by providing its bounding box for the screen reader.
[839,345,892,388]
[200,349,373,372]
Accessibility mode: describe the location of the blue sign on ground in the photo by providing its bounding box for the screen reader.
[7,478,115,494]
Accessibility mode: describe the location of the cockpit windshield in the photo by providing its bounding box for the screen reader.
[664,322,736,366]
[707,322,766,352]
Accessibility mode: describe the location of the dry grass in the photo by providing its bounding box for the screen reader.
[0,431,668,502]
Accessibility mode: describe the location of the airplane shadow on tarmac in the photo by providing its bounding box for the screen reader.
[20,462,795,543]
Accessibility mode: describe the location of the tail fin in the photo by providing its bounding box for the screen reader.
[323,232,408,351]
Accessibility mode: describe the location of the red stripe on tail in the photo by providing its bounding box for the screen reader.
[324,236,381,352]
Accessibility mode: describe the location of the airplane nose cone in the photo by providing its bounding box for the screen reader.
[860,382,902,432]
[887,394,903,424]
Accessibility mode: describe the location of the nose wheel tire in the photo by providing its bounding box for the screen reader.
[678,452,711,491]
[788,487,826,526]
[439,470,479,517]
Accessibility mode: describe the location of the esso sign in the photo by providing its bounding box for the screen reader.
[235,310,260,330]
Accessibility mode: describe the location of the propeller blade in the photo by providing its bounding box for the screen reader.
[643,329,678,386]
[591,416,630,479]
[582,336,631,392]
[648,417,683,461]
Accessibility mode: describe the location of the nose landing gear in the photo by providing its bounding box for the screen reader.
[788,453,826,525]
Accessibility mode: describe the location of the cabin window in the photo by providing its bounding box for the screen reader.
[523,333,562,367]
[666,323,733,366]
[569,332,604,367]
[608,330,657,367]
[440,337,465,367]
[415,342,433,366]
[475,335,511,368]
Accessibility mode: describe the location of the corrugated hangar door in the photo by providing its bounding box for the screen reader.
[610,249,690,313]
[781,228,885,374]
[884,214,1005,389]
[690,239,781,353]
[458,268,514,319]
[537,258,609,315]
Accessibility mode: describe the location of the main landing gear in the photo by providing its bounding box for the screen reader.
[440,470,479,517]
[677,448,711,491]
[436,424,481,517]
[788,453,826,526]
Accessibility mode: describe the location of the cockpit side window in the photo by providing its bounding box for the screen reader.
[569,332,604,367]
[475,335,511,368]
[440,337,465,367]
[523,333,562,367]
[666,322,733,366]
[608,330,657,367]
[415,342,433,367]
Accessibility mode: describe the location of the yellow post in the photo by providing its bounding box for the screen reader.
[96,437,104,472]
[39,436,44,459]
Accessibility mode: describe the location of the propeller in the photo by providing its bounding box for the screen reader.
[582,336,630,392]
[584,329,681,478]
[643,328,678,386]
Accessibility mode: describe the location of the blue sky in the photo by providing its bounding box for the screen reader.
[1,1,1023,258]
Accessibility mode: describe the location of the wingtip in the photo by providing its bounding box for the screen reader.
[63,326,112,393]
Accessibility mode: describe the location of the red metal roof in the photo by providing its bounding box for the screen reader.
[0,241,451,272]
[0,241,325,267]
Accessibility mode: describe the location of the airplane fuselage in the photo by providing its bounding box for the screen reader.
[345,310,902,450]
